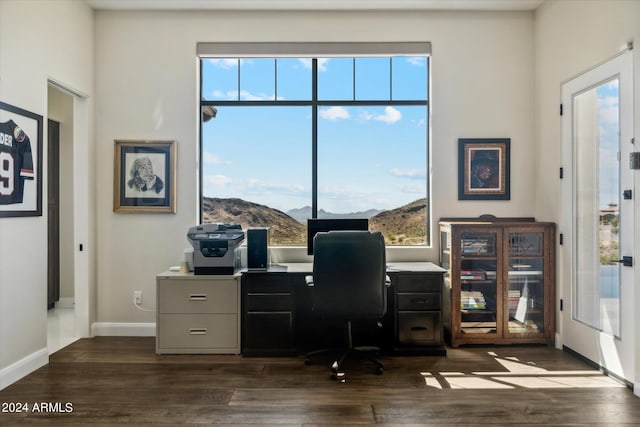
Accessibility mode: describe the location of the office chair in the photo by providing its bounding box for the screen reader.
[304,230,391,380]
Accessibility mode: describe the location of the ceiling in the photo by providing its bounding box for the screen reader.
[86,0,545,11]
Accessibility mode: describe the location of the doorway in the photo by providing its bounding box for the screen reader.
[560,51,635,390]
[47,85,78,353]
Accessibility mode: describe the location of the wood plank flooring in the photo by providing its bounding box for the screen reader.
[1,337,639,425]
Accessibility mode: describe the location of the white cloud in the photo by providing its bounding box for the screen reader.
[203,152,231,165]
[398,182,427,194]
[204,174,232,187]
[209,89,275,101]
[240,90,275,101]
[389,168,427,179]
[359,111,374,121]
[413,118,426,127]
[317,58,329,72]
[244,178,307,195]
[406,57,426,67]
[319,106,350,121]
[206,58,238,69]
[299,58,329,72]
[375,106,402,124]
[598,96,619,125]
[211,90,236,100]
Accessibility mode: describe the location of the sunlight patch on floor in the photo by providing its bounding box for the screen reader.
[420,352,626,390]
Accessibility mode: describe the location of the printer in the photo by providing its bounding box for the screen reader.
[187,223,244,275]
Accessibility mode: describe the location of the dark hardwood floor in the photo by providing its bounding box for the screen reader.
[1,337,638,425]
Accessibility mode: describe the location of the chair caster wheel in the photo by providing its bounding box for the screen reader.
[304,358,311,365]
[331,371,346,382]
[375,366,384,375]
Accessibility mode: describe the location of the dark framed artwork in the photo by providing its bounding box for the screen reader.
[0,101,43,217]
[458,138,510,200]
[114,140,176,213]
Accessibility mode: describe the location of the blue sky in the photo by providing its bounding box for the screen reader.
[596,79,619,210]
[201,57,428,214]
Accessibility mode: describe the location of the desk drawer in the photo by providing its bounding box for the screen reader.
[394,274,441,292]
[243,312,294,352]
[246,293,293,311]
[158,280,238,314]
[244,275,292,293]
[397,311,441,345]
[397,292,440,310]
[157,314,238,350]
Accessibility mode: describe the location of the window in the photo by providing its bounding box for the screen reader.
[200,44,430,247]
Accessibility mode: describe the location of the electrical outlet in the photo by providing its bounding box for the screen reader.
[133,291,142,305]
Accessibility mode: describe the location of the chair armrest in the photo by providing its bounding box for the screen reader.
[385,275,391,287]
[305,275,314,287]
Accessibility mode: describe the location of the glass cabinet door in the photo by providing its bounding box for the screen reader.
[457,230,499,337]
[506,230,545,336]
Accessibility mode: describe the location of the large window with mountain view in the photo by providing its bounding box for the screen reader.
[200,47,429,247]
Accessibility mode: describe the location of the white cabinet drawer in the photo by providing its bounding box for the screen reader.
[157,314,238,351]
[158,280,238,314]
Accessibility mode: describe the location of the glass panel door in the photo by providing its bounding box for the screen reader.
[561,50,634,388]
[573,79,620,337]
[458,231,498,336]
[506,231,545,336]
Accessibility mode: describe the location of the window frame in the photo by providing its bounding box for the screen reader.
[199,43,431,246]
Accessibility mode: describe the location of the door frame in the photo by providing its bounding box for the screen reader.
[559,50,636,394]
[47,79,91,339]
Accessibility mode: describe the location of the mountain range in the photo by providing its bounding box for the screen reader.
[202,197,427,245]
[286,206,384,223]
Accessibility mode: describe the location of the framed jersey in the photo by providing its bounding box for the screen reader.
[0,101,43,217]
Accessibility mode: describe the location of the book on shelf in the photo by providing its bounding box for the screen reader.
[509,270,543,277]
[508,289,520,309]
[460,269,486,280]
[461,327,496,334]
[461,239,491,255]
[461,321,496,328]
[508,320,540,333]
[460,290,487,310]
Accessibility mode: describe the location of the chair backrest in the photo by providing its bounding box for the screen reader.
[311,230,387,319]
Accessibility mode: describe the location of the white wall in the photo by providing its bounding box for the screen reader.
[0,0,94,389]
[94,9,536,329]
[534,0,640,395]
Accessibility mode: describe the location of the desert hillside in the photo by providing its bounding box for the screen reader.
[369,198,427,245]
[202,197,305,245]
[202,197,427,245]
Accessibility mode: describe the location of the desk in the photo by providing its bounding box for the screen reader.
[241,262,446,357]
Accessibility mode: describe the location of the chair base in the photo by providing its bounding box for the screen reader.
[304,321,384,379]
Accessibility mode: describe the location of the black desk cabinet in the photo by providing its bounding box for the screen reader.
[242,272,296,356]
[390,271,445,355]
[241,263,446,356]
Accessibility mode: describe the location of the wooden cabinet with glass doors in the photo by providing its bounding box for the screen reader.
[439,218,555,347]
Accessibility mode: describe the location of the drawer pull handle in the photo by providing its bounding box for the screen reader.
[411,326,428,331]
[189,328,207,335]
[411,298,427,304]
[189,294,207,301]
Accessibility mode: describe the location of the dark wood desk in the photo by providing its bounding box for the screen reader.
[241,262,447,357]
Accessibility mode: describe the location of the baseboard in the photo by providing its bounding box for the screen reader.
[0,348,48,390]
[563,345,634,390]
[55,298,75,309]
[91,322,156,337]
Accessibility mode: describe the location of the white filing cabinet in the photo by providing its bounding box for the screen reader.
[156,272,240,354]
